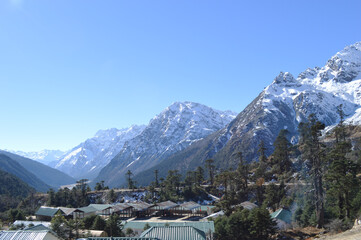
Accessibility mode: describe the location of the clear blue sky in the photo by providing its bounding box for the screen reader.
[1,0,361,152]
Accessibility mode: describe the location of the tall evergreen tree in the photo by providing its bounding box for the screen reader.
[205,159,215,186]
[154,169,159,187]
[325,104,360,220]
[125,170,134,190]
[271,129,292,177]
[298,114,326,228]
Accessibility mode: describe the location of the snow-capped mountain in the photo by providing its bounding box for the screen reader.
[54,125,146,179]
[94,101,237,187]
[132,42,361,184]
[8,149,65,166]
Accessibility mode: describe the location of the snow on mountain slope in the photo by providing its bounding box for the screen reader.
[54,125,146,179]
[132,42,361,184]
[7,149,65,166]
[94,101,237,187]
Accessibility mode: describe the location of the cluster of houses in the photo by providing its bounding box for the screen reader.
[0,200,293,240]
[4,201,214,239]
[34,201,213,221]
[0,225,211,240]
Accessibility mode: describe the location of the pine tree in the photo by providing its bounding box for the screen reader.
[125,170,134,190]
[154,169,159,187]
[105,214,123,237]
[92,215,106,230]
[298,114,326,228]
[325,105,360,220]
[196,166,205,186]
[271,129,292,178]
[255,140,269,181]
[205,159,215,186]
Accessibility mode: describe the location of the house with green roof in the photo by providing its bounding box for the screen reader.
[270,208,292,230]
[77,204,113,218]
[123,221,214,236]
[35,206,65,221]
[140,226,207,240]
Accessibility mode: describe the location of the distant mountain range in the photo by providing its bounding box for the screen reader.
[9,149,65,165]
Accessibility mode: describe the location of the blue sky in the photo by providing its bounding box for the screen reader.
[1,0,361,152]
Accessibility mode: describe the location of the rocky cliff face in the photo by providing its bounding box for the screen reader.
[94,101,236,187]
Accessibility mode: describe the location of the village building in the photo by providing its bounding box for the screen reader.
[140,226,207,240]
[150,201,179,217]
[178,201,201,216]
[270,208,292,230]
[0,229,60,240]
[35,206,65,221]
[127,202,155,218]
[123,221,215,237]
[111,203,134,218]
[77,204,113,218]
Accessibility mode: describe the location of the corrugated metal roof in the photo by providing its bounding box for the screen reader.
[127,202,154,211]
[0,230,59,240]
[78,206,97,213]
[123,221,215,233]
[112,203,133,212]
[153,201,178,210]
[179,201,201,210]
[88,204,113,211]
[140,226,206,240]
[59,207,76,216]
[35,206,63,217]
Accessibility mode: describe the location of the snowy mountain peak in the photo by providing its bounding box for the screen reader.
[323,42,361,83]
[273,72,297,85]
[54,124,146,179]
[95,102,236,187]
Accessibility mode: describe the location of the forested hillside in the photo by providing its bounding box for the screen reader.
[0,169,35,212]
[0,153,50,192]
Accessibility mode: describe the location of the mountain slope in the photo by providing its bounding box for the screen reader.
[0,150,75,188]
[9,149,65,165]
[0,153,50,192]
[0,168,35,211]
[95,101,236,187]
[134,42,361,183]
[54,125,146,179]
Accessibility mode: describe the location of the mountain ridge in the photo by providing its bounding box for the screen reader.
[133,41,361,184]
[94,101,236,187]
[53,125,146,179]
